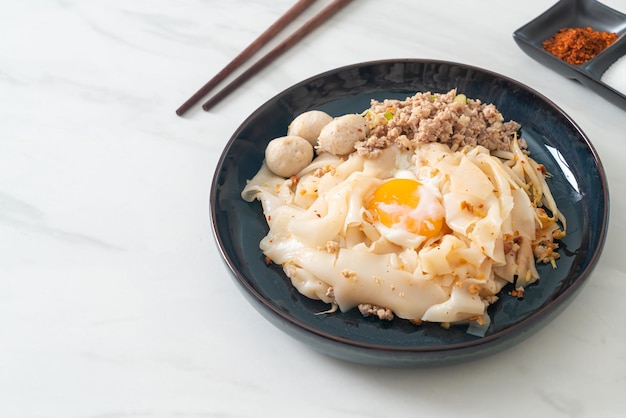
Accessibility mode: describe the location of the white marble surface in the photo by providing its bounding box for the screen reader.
[1,0,625,416]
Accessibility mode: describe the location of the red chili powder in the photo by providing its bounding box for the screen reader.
[542,26,618,65]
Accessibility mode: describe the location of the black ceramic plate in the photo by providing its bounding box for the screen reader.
[513,0,626,110]
[210,59,609,367]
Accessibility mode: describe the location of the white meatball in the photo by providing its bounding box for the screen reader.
[265,135,314,178]
[317,114,369,156]
[287,110,333,145]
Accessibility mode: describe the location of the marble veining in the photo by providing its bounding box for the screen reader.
[1,0,625,417]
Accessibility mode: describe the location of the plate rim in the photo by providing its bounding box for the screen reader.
[210,58,610,358]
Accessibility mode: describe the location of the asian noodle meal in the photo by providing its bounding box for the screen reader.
[241,90,566,330]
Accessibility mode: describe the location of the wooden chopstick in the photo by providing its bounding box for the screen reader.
[175,0,317,116]
[201,0,354,112]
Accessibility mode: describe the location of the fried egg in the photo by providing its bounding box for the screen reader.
[366,178,445,249]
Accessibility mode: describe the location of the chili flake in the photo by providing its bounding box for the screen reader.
[542,26,618,65]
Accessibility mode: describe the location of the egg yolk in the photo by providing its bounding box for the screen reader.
[366,178,444,239]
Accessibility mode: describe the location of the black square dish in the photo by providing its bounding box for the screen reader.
[513,0,626,110]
